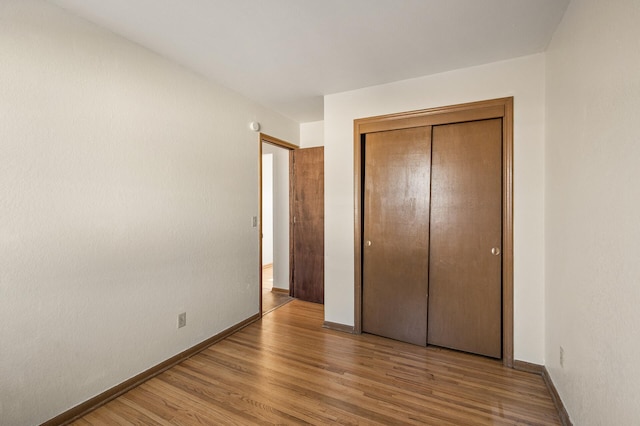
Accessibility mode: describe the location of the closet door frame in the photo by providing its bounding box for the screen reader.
[353,97,514,367]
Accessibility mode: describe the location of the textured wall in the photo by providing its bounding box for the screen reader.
[545,0,640,423]
[0,1,298,424]
[324,54,547,364]
[300,120,325,148]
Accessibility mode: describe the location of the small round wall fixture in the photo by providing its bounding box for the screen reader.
[249,121,261,132]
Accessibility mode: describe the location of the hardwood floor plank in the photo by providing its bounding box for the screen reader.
[161,367,308,425]
[203,341,464,425]
[215,339,546,426]
[225,320,556,424]
[175,356,378,425]
[71,300,560,425]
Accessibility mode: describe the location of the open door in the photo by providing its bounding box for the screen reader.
[290,147,324,304]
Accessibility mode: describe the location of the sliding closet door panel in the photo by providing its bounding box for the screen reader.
[428,119,502,358]
[362,127,431,346]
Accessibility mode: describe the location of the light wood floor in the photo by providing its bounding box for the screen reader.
[72,301,560,425]
[262,264,293,314]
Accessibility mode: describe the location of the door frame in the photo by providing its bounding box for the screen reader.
[353,97,514,367]
[259,133,297,316]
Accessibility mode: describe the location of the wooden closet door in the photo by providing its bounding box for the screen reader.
[362,127,431,346]
[428,119,503,358]
[291,147,324,304]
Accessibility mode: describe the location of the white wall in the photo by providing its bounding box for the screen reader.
[262,143,290,290]
[545,0,640,423]
[300,120,325,148]
[261,153,274,265]
[0,1,298,424]
[324,54,546,364]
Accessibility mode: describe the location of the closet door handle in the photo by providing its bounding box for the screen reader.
[365,240,372,247]
[491,247,501,256]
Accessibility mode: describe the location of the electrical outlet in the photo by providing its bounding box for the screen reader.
[252,216,258,228]
[178,312,187,329]
[559,346,564,368]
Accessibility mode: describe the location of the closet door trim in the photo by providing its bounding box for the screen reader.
[353,97,514,367]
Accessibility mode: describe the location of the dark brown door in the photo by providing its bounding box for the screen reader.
[291,147,324,303]
[362,127,432,346]
[428,119,503,358]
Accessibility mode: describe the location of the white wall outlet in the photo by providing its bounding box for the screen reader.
[178,312,186,328]
[560,346,564,368]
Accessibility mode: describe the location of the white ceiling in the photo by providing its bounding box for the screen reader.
[48,0,569,123]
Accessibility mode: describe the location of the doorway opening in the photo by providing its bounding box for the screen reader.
[260,134,296,315]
